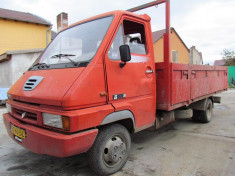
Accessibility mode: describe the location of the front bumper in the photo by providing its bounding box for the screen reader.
[3,113,98,157]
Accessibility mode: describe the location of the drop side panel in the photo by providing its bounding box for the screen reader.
[156,63,228,111]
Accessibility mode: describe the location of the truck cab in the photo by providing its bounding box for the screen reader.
[4,10,157,175]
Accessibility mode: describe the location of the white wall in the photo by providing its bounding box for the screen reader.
[189,47,202,65]
[0,59,12,87]
[0,52,41,87]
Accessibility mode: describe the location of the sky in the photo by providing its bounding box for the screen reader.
[1,0,235,65]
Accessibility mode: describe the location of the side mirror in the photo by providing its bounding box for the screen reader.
[119,45,131,68]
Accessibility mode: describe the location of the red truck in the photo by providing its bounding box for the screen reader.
[3,0,228,175]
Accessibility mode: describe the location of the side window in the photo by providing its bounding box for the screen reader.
[108,25,124,60]
[123,20,147,55]
[108,20,147,61]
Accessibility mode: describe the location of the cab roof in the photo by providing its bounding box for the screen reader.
[63,10,151,32]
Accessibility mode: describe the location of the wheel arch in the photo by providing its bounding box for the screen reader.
[189,97,213,111]
[100,110,135,133]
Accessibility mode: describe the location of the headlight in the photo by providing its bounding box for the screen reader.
[6,103,12,114]
[42,113,70,130]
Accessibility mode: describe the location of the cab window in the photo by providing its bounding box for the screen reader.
[123,20,147,55]
[108,25,124,60]
[108,20,147,60]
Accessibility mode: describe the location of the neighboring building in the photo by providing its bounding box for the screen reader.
[214,59,225,66]
[152,27,189,64]
[189,46,203,65]
[50,12,68,41]
[0,11,68,88]
[51,30,57,41]
[0,48,43,87]
[214,60,235,87]
[57,12,68,32]
[0,8,51,55]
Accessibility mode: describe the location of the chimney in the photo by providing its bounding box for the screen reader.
[57,12,68,32]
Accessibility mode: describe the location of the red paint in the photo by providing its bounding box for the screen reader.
[3,0,228,158]
[156,63,228,110]
[3,113,98,157]
[7,99,114,132]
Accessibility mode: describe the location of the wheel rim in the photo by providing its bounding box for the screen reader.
[206,101,212,120]
[102,134,127,168]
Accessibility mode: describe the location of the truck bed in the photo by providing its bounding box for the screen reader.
[156,63,228,111]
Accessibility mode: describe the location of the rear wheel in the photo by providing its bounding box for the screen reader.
[88,124,131,176]
[200,99,213,123]
[191,110,201,122]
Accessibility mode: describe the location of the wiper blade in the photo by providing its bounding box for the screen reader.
[51,54,76,58]
[51,54,78,66]
[29,62,49,70]
[33,62,48,67]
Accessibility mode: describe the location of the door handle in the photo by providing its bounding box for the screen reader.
[146,70,154,74]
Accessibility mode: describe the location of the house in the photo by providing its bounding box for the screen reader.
[51,30,57,41]
[0,11,69,89]
[214,60,235,87]
[214,59,225,66]
[189,46,203,65]
[0,8,52,55]
[152,27,189,64]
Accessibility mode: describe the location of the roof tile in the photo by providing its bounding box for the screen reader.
[0,8,51,26]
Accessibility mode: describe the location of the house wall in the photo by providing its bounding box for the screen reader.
[0,52,41,87]
[0,19,51,55]
[153,37,164,63]
[0,59,12,87]
[153,30,189,64]
[189,47,202,65]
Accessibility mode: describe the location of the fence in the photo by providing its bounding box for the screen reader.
[228,66,235,87]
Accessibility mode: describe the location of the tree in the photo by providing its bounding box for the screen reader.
[221,49,235,66]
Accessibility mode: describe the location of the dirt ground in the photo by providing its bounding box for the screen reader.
[0,89,235,176]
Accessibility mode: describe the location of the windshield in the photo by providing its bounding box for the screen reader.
[32,16,113,70]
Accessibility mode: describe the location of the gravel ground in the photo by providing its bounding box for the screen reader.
[0,89,235,176]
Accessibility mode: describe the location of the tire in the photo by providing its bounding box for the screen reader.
[88,124,131,176]
[200,99,213,123]
[192,110,201,122]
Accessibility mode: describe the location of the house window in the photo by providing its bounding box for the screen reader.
[172,50,178,63]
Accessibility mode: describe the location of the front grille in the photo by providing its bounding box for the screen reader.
[13,99,40,106]
[13,108,37,121]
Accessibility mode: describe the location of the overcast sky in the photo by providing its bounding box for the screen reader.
[1,0,235,64]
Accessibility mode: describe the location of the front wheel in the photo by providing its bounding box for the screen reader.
[88,124,131,176]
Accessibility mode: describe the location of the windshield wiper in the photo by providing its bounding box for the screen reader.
[51,54,78,66]
[33,62,48,67]
[29,62,49,70]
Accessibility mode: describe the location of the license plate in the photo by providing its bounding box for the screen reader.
[10,123,26,139]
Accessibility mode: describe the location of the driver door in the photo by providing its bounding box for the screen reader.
[105,18,156,128]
